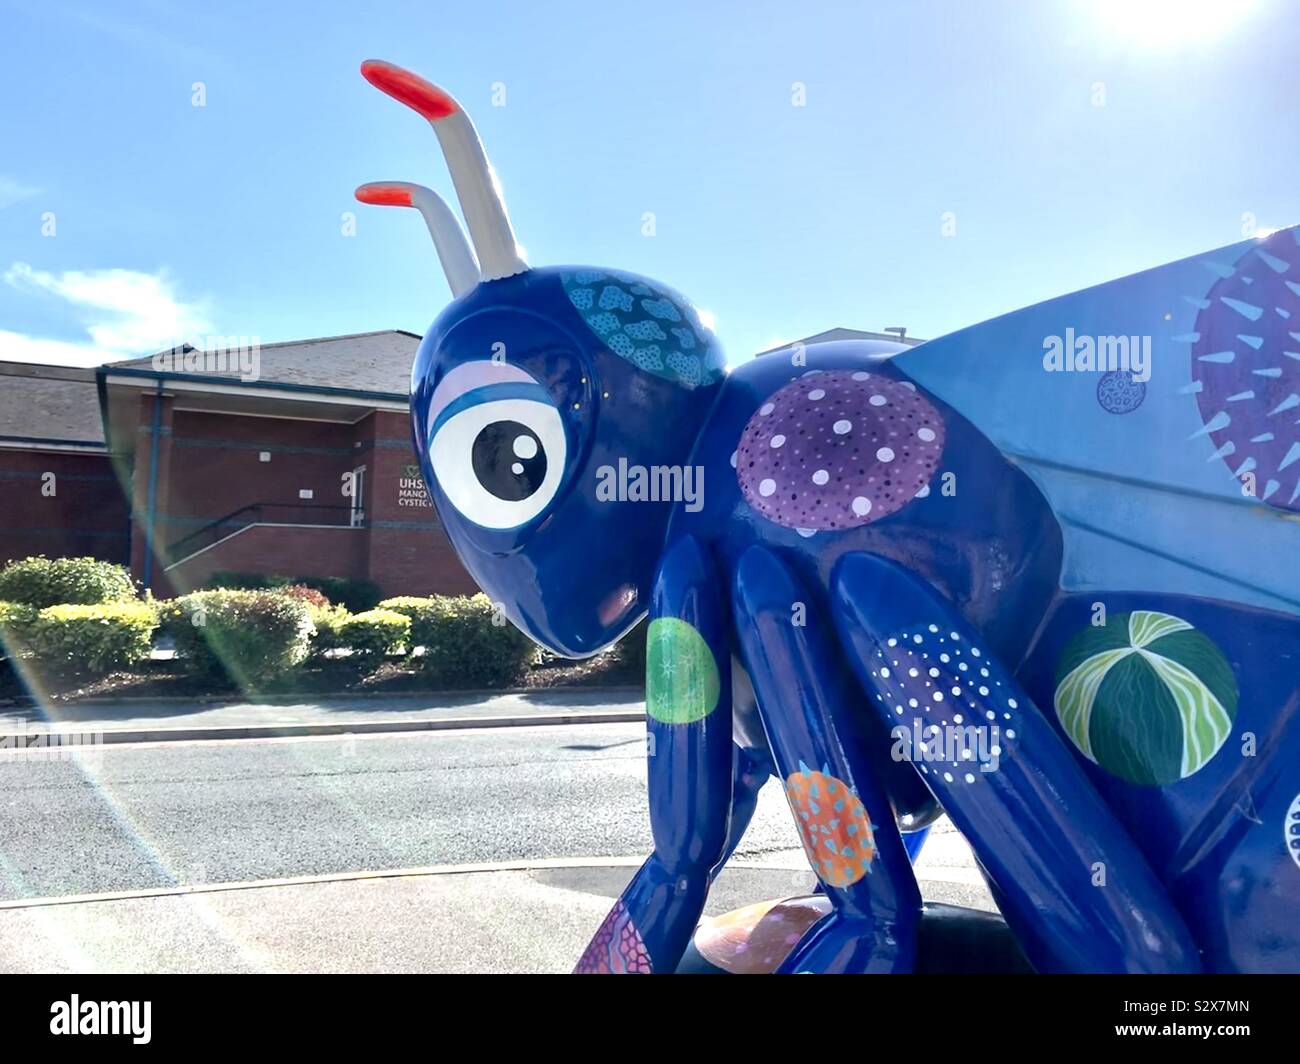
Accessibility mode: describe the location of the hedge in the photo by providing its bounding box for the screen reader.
[160,589,314,683]
[338,608,410,658]
[0,556,137,609]
[379,593,539,688]
[306,602,350,659]
[205,572,381,612]
[24,601,159,678]
[0,600,37,656]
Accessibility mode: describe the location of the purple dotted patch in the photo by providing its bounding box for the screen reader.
[736,371,945,529]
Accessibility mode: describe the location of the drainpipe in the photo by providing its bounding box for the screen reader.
[142,381,163,590]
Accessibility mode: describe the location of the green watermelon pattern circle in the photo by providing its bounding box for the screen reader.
[645,617,721,724]
[1053,610,1238,786]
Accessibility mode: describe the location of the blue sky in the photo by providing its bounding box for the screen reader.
[0,0,1295,367]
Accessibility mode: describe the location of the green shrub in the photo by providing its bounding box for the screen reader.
[24,600,158,678]
[307,602,350,658]
[376,596,441,647]
[338,608,410,658]
[380,593,539,688]
[302,576,381,613]
[160,590,314,683]
[0,556,137,609]
[0,600,37,656]
[205,572,381,612]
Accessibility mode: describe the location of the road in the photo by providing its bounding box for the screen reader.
[0,722,810,902]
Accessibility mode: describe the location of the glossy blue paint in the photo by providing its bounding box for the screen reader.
[358,61,1300,973]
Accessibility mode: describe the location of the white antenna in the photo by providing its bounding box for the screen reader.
[355,181,479,297]
[361,60,528,282]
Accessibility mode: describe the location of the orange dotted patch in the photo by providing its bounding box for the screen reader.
[786,768,876,887]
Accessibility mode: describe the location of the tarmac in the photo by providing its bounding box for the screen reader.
[0,687,994,973]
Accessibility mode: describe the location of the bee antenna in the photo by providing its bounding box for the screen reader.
[355,181,479,297]
[361,60,528,282]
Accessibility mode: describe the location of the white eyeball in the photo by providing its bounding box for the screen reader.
[429,395,567,529]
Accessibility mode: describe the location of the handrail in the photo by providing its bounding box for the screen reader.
[165,503,362,562]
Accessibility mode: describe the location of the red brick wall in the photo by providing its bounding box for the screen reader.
[352,410,478,598]
[0,448,129,566]
[2,382,480,601]
[166,524,370,593]
[165,409,356,537]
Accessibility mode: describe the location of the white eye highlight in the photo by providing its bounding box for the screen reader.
[428,393,566,529]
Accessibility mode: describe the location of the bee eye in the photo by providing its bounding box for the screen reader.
[429,394,566,529]
[472,419,547,502]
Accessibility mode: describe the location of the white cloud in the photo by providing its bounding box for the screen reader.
[0,176,40,211]
[2,262,214,366]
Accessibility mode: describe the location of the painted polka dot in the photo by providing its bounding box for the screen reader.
[734,371,945,530]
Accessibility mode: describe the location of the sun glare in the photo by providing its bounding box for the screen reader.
[1088,0,1260,46]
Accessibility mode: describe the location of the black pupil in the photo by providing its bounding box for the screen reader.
[472,420,547,501]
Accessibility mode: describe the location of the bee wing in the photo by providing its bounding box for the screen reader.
[895,225,1300,617]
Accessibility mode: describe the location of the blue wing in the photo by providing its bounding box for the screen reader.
[896,226,1300,618]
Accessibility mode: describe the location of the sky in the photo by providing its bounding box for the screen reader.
[0,0,1296,368]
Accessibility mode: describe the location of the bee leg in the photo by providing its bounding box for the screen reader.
[731,544,921,974]
[830,551,1201,973]
[575,535,733,974]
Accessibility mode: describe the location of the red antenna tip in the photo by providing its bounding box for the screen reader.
[355,183,415,208]
[360,60,458,121]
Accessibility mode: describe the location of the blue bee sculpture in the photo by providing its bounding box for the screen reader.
[356,60,1300,974]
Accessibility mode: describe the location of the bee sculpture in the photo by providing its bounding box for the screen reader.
[355,60,1300,974]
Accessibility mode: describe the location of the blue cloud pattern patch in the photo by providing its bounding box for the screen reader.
[561,270,724,388]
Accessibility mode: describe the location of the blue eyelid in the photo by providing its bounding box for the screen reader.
[427,382,557,446]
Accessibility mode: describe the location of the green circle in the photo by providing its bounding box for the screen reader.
[1053,610,1238,786]
[645,617,721,724]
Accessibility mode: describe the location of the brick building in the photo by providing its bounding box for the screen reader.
[1,326,919,598]
[0,331,476,599]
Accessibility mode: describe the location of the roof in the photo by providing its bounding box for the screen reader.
[0,361,106,447]
[105,330,423,398]
[757,327,925,357]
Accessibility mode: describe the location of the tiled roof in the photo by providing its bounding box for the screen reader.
[106,330,423,397]
[0,362,105,446]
